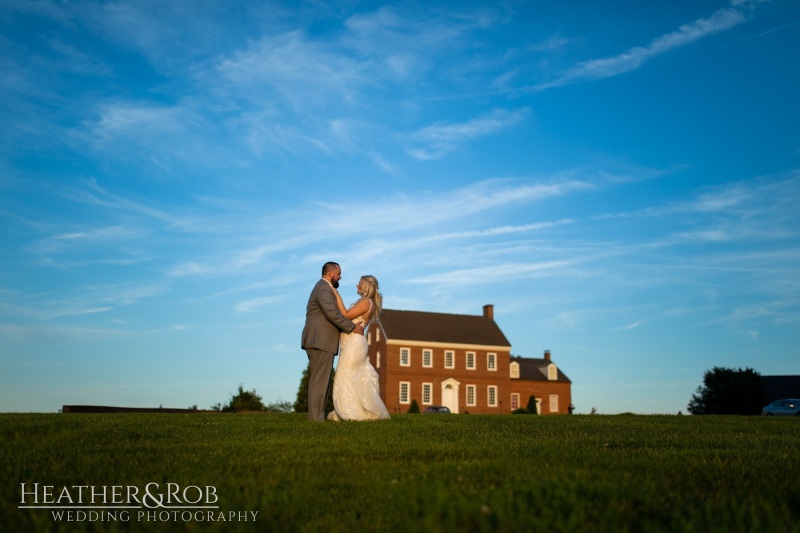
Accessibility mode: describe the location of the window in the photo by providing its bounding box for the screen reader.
[487,353,496,371]
[399,382,410,404]
[376,351,381,369]
[376,329,381,341]
[487,386,497,407]
[422,383,432,405]
[466,385,476,406]
[444,351,454,369]
[510,362,519,379]
[510,393,520,410]
[549,394,559,413]
[466,352,475,370]
[400,348,410,367]
[548,364,557,381]
[422,349,432,368]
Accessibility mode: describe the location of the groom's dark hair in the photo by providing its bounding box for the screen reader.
[322,262,340,276]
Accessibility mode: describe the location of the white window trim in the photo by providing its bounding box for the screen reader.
[510,393,520,410]
[466,351,476,370]
[422,349,433,368]
[444,350,455,369]
[376,351,381,369]
[548,363,557,381]
[510,362,520,379]
[422,382,433,405]
[549,394,559,413]
[487,352,497,371]
[487,385,498,407]
[466,385,476,407]
[400,347,410,367]
[399,382,410,404]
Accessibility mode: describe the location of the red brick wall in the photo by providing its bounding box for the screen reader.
[510,381,571,414]
[367,329,571,415]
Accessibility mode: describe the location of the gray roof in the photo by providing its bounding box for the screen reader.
[760,375,800,403]
[510,355,572,383]
[378,309,511,347]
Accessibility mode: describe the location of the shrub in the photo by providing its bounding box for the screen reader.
[221,385,266,412]
[526,395,539,415]
[408,399,420,414]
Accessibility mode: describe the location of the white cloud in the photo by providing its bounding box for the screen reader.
[234,296,282,313]
[26,225,149,255]
[535,5,750,90]
[407,108,529,160]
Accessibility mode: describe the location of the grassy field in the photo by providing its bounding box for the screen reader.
[2,412,798,532]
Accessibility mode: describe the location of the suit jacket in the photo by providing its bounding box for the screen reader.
[301,279,356,355]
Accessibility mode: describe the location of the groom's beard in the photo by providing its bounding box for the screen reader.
[332,280,339,288]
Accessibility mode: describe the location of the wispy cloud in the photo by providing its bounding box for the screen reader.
[407,259,578,286]
[612,320,645,332]
[534,4,752,91]
[406,108,529,160]
[26,225,149,255]
[234,296,283,313]
[64,179,207,233]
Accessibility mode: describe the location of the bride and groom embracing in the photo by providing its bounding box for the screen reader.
[301,262,390,422]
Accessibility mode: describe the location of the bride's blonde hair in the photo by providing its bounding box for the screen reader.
[359,275,382,315]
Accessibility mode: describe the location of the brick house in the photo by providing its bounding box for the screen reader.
[366,304,572,415]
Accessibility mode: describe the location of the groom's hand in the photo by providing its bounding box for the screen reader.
[354,324,365,336]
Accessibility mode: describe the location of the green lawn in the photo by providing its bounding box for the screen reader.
[2,413,798,532]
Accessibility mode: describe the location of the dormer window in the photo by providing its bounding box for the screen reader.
[510,362,520,379]
[547,363,557,381]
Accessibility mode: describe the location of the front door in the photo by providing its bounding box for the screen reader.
[440,378,460,414]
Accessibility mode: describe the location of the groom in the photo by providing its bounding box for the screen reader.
[301,262,363,421]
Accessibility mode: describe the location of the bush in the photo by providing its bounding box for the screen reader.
[408,399,420,414]
[526,395,539,415]
[512,408,529,414]
[213,384,266,412]
[688,366,765,415]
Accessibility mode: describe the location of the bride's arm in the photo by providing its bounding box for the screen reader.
[341,297,370,320]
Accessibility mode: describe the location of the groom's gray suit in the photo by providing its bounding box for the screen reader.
[301,278,356,421]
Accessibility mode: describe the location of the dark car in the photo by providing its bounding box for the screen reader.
[761,399,800,416]
[423,406,451,414]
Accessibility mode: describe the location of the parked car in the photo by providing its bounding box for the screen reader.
[423,406,451,414]
[761,399,800,416]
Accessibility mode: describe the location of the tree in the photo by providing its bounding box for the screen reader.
[407,399,420,414]
[211,384,267,412]
[688,366,765,415]
[293,362,335,414]
[526,394,539,415]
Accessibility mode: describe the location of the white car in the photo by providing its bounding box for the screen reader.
[761,399,800,416]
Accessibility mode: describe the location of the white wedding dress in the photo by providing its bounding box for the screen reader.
[328,299,390,421]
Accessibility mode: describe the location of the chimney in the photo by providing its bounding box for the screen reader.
[482,304,494,321]
[544,349,551,361]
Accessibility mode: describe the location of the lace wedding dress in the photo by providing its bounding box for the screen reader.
[328,299,390,421]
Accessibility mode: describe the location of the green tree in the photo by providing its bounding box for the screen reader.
[408,399,420,414]
[212,384,266,412]
[526,394,539,415]
[688,366,765,415]
[293,362,335,414]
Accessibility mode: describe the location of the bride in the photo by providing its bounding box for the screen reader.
[327,275,390,421]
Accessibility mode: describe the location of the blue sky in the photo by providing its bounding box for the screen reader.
[1,0,798,414]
